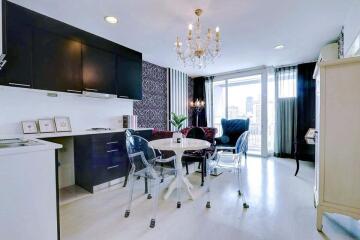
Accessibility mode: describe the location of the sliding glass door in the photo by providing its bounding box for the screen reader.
[228,75,262,154]
[212,69,273,156]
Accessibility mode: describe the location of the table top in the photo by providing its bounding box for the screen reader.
[149,138,210,151]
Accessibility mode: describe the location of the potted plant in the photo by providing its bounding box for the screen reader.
[170,112,187,142]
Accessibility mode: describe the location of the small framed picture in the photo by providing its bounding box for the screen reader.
[21,121,38,134]
[54,117,72,132]
[38,119,56,133]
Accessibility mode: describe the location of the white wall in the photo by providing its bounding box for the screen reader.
[0,86,133,135]
[344,0,360,57]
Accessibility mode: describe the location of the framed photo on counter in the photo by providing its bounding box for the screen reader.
[21,121,38,134]
[38,119,56,133]
[54,117,72,132]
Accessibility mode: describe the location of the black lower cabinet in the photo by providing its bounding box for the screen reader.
[74,132,129,193]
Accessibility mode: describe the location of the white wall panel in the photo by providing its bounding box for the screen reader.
[168,68,189,130]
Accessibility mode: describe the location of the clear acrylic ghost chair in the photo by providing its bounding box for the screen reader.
[124,131,178,228]
[205,131,250,209]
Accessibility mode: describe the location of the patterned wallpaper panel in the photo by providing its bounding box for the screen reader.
[134,61,168,130]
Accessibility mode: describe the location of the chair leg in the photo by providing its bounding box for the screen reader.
[160,163,164,183]
[147,179,152,199]
[198,162,201,170]
[124,175,136,218]
[201,160,205,187]
[236,167,249,209]
[150,178,161,228]
[185,162,189,175]
[123,174,128,188]
[123,164,132,187]
[144,178,148,194]
[205,162,211,209]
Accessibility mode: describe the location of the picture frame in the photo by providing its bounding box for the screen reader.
[38,119,56,133]
[21,121,38,134]
[54,117,72,132]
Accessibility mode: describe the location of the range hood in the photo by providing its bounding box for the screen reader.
[82,91,117,99]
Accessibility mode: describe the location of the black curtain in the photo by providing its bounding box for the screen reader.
[192,77,207,127]
[296,62,316,161]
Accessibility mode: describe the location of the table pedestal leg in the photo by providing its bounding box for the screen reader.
[164,151,194,200]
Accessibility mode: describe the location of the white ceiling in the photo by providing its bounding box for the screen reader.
[10,0,356,77]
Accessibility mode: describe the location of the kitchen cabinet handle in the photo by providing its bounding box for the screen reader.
[107,165,119,170]
[67,89,82,93]
[118,95,129,99]
[107,149,119,153]
[106,141,118,145]
[8,82,30,87]
[84,88,98,92]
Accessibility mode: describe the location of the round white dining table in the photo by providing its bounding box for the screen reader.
[148,138,210,200]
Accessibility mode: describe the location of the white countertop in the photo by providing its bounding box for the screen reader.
[1,128,153,139]
[0,139,62,156]
[0,128,153,156]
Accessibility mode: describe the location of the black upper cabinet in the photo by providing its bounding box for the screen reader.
[82,45,116,94]
[3,1,143,99]
[32,28,82,93]
[0,21,33,88]
[116,52,142,100]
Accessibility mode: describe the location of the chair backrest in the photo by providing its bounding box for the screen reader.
[125,130,157,171]
[221,118,250,145]
[234,131,250,154]
[186,127,206,140]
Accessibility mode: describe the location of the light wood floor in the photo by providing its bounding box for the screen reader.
[60,157,360,240]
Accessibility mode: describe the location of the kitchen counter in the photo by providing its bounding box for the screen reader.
[0,138,62,156]
[1,128,153,139]
[0,128,152,156]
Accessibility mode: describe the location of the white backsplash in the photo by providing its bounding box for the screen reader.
[0,86,133,135]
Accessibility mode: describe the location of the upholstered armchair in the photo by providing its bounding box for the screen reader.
[215,118,250,156]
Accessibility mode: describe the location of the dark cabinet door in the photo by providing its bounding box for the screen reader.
[82,45,116,94]
[32,29,82,93]
[116,52,142,100]
[0,21,33,88]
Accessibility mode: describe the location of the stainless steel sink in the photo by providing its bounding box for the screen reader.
[0,138,43,148]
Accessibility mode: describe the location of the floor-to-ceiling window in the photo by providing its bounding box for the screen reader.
[210,68,275,156]
[227,75,262,153]
[212,73,263,155]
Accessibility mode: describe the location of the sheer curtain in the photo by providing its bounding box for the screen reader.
[204,76,214,127]
[274,66,297,158]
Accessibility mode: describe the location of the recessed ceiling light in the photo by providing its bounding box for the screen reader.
[104,16,118,24]
[274,44,285,50]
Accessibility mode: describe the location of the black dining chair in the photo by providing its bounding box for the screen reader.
[182,127,208,186]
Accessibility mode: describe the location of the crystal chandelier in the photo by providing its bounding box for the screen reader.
[175,9,221,68]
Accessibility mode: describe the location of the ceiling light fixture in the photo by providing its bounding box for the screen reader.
[274,44,285,50]
[175,8,221,69]
[104,16,118,24]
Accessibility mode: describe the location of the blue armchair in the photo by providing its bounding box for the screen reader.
[215,118,250,156]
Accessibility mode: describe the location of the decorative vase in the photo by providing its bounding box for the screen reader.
[172,131,183,143]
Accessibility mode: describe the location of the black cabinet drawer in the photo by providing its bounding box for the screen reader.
[74,132,129,192]
[93,161,128,185]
